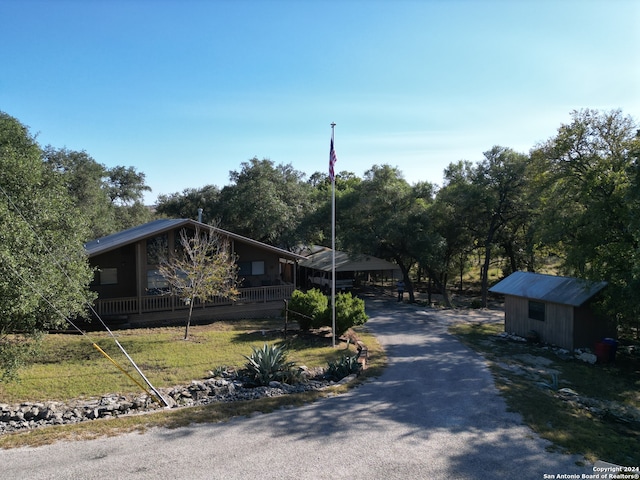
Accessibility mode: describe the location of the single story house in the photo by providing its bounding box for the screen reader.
[488,271,614,350]
[84,218,304,326]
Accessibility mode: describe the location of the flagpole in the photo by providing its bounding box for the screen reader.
[330,122,336,348]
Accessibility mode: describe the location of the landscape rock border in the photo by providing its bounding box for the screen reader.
[0,370,346,435]
[492,332,640,429]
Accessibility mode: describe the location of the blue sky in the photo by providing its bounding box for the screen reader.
[1,0,638,204]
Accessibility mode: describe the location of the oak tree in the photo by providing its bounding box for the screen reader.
[0,112,95,380]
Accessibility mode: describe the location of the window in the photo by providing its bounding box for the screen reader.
[238,260,265,276]
[146,234,168,265]
[528,300,545,321]
[100,268,118,285]
[147,269,169,293]
[251,261,265,275]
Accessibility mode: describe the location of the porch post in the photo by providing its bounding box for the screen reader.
[293,259,297,290]
[136,241,144,315]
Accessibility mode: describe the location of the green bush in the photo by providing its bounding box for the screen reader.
[326,355,362,381]
[321,292,368,336]
[287,289,368,336]
[241,343,301,386]
[287,289,328,330]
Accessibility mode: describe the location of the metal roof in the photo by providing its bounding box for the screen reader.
[488,271,607,307]
[84,218,305,260]
[299,247,400,273]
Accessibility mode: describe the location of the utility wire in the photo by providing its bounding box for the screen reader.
[2,259,160,402]
[0,183,169,406]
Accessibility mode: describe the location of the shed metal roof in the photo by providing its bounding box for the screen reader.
[84,219,305,261]
[299,247,400,273]
[488,271,607,307]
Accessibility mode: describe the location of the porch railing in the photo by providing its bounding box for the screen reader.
[93,284,296,317]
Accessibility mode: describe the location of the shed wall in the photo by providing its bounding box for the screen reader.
[545,302,574,349]
[504,296,574,349]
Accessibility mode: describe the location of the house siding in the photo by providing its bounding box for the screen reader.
[86,220,303,325]
[89,244,137,298]
[234,243,284,287]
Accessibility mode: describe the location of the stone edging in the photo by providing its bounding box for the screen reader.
[0,372,354,435]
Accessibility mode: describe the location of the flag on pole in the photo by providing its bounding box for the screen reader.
[329,137,337,182]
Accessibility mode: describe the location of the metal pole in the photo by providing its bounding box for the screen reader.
[331,122,336,348]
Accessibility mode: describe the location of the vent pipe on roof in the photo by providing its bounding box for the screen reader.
[197,208,203,223]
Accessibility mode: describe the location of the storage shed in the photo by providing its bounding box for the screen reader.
[489,271,613,350]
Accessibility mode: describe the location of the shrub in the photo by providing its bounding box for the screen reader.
[325,355,362,381]
[287,289,328,330]
[241,343,301,386]
[323,292,368,336]
[287,289,368,336]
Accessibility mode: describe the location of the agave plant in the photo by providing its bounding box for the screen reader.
[537,373,559,390]
[242,343,301,386]
[325,355,362,381]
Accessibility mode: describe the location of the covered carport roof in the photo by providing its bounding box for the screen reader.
[299,247,400,273]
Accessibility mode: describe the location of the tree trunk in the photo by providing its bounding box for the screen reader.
[184,297,195,340]
[423,266,451,308]
[502,240,518,275]
[397,261,414,303]
[481,218,500,308]
[404,269,415,303]
[439,272,451,308]
[480,248,490,308]
[459,253,464,293]
[480,234,495,308]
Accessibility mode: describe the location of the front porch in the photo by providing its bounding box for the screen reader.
[91,284,295,327]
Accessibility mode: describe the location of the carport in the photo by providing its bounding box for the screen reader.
[299,246,400,289]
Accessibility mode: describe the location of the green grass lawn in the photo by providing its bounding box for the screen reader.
[0,318,385,449]
[451,322,640,466]
[0,319,382,404]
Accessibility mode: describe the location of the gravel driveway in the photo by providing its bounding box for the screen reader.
[1,299,590,479]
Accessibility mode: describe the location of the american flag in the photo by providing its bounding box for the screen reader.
[329,137,337,182]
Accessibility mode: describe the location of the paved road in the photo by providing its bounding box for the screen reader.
[2,300,590,479]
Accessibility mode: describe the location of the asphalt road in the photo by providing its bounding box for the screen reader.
[2,299,591,479]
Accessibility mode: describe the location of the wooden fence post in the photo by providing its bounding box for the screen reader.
[283,299,288,339]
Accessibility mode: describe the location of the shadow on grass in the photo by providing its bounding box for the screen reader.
[229,329,336,349]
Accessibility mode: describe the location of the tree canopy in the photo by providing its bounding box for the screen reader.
[3,106,640,366]
[531,109,640,336]
[155,185,221,223]
[216,158,314,249]
[0,112,95,380]
[336,165,436,302]
[436,147,530,306]
[43,146,153,239]
[151,109,640,338]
